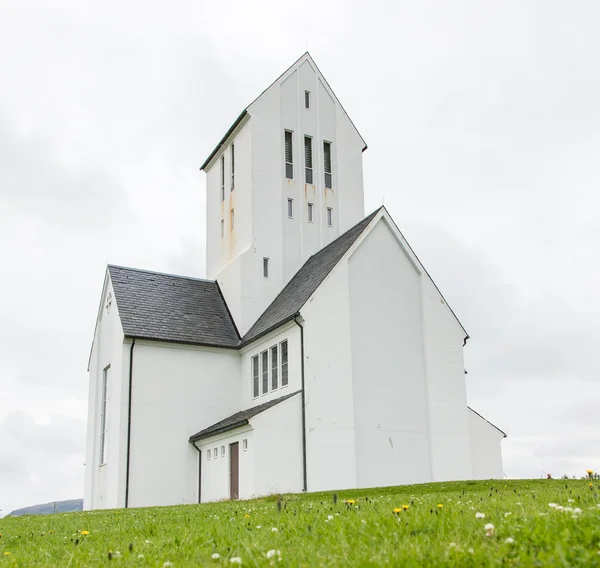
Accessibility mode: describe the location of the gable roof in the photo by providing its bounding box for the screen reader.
[200,52,367,171]
[189,390,301,442]
[241,209,380,345]
[468,406,507,438]
[108,265,240,348]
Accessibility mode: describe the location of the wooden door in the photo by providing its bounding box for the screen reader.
[229,442,239,500]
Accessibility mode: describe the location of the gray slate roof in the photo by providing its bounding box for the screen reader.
[241,208,380,344]
[108,265,240,348]
[189,391,302,442]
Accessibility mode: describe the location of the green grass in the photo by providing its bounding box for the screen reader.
[1,480,600,566]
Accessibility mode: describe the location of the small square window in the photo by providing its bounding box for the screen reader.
[308,202,314,223]
[221,219,224,238]
[327,207,333,227]
[221,445,225,457]
[263,257,269,278]
[287,198,294,218]
[305,91,310,109]
[207,449,211,461]
[243,439,248,452]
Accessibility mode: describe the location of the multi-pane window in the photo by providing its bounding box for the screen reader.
[220,155,225,201]
[252,355,259,398]
[261,351,269,395]
[305,91,310,109]
[281,340,289,387]
[284,131,293,179]
[287,198,294,218]
[99,365,109,465]
[327,207,333,227]
[324,141,332,189]
[308,202,314,222]
[304,136,313,184]
[230,144,235,191]
[271,345,278,390]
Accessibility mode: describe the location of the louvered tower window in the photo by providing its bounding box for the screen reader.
[284,131,293,179]
[324,141,332,189]
[304,136,313,184]
[220,155,225,201]
[230,143,235,191]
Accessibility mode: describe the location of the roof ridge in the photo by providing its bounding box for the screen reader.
[108,264,216,284]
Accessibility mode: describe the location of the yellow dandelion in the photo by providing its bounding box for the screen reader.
[437,504,444,508]
[587,469,594,474]
[346,499,356,505]
[80,530,90,536]
[393,508,402,514]
[3,552,11,556]
[244,514,250,518]
[590,483,594,489]
[402,505,409,510]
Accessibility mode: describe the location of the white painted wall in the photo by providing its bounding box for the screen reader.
[127,341,240,508]
[469,409,505,479]
[84,273,129,510]
[348,219,432,487]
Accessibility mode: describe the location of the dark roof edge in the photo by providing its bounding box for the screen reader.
[107,264,215,284]
[240,313,299,348]
[123,334,240,350]
[215,280,242,341]
[468,406,507,438]
[200,109,248,171]
[189,419,249,442]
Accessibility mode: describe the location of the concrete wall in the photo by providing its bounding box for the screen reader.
[127,341,240,508]
[348,219,432,487]
[84,274,129,510]
[469,409,505,479]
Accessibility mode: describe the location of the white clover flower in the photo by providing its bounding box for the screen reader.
[163,562,174,567]
[138,555,144,559]
[475,512,485,519]
[468,548,474,554]
[256,525,262,529]
[505,537,515,544]
[212,553,221,560]
[230,558,242,565]
[484,523,495,537]
[270,527,278,532]
[573,508,582,514]
[449,542,456,547]
[548,503,557,508]
[504,512,512,517]
[266,550,281,560]
[327,515,334,521]
[361,520,367,525]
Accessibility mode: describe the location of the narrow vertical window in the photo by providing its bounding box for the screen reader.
[230,143,235,191]
[304,136,313,184]
[252,355,259,398]
[287,198,294,218]
[220,219,224,238]
[221,445,225,457]
[308,202,314,222]
[231,208,235,230]
[305,90,310,109]
[281,340,288,387]
[243,439,248,451]
[263,257,269,278]
[324,141,332,189]
[214,447,218,458]
[99,365,109,465]
[220,155,225,201]
[284,131,293,179]
[327,207,333,227]
[271,345,278,390]
[261,350,269,394]
[207,449,211,460]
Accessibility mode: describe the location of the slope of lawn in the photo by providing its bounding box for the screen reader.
[1,479,599,566]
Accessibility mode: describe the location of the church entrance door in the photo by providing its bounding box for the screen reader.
[229,442,239,499]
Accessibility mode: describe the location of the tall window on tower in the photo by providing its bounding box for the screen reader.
[252,355,259,398]
[284,131,293,179]
[324,141,332,189]
[220,155,225,201]
[230,143,235,191]
[99,365,110,465]
[261,350,269,395]
[304,136,313,184]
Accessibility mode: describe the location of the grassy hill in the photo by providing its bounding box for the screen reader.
[0,479,599,566]
[8,499,83,517]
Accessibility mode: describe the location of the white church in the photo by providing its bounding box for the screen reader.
[84,53,505,510]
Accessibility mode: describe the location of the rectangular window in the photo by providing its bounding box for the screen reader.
[252,355,259,398]
[304,136,313,184]
[207,449,211,460]
[99,365,109,465]
[327,207,333,227]
[271,345,278,390]
[287,198,294,218]
[284,131,293,179]
[220,219,224,238]
[220,155,225,201]
[263,257,269,278]
[221,445,225,457]
[231,208,235,230]
[308,202,314,223]
[230,143,235,191]
[305,90,310,109]
[214,447,218,458]
[324,141,332,189]
[281,340,288,387]
[243,439,248,451]
[261,350,269,394]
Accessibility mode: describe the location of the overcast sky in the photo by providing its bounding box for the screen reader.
[1,0,599,514]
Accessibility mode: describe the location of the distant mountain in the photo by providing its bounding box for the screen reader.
[9,499,83,517]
